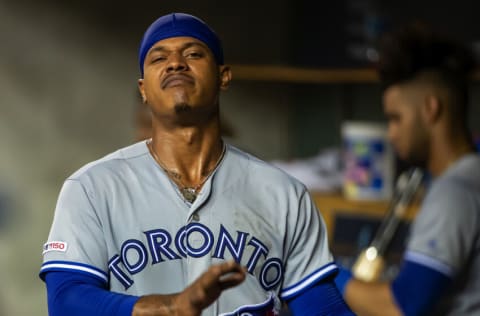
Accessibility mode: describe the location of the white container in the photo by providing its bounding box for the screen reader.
[341,121,394,200]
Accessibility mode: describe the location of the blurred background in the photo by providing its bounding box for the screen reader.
[1,0,480,314]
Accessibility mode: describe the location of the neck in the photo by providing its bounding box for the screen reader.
[148,124,224,187]
[427,131,474,177]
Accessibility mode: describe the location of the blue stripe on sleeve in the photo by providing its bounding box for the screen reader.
[391,259,453,316]
[45,271,139,316]
[40,260,109,283]
[286,278,355,316]
[281,262,338,299]
[404,250,453,277]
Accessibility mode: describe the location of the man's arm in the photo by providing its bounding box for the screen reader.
[46,260,245,316]
[336,258,452,316]
[343,279,401,316]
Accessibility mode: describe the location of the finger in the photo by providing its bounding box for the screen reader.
[186,262,246,312]
[196,261,244,289]
[219,266,246,280]
[218,274,246,290]
[219,260,244,273]
[218,262,247,289]
[208,261,242,279]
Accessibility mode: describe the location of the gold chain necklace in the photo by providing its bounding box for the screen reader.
[147,139,226,203]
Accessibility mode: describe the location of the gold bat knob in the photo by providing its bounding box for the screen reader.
[352,246,385,282]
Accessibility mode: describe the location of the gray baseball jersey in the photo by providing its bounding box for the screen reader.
[405,154,480,315]
[40,141,336,315]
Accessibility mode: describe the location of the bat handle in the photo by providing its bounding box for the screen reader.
[352,246,385,282]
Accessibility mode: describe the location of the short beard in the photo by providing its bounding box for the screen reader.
[405,149,428,169]
[174,103,192,114]
[404,118,429,168]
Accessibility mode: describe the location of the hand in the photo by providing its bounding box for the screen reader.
[133,260,246,316]
[177,260,247,315]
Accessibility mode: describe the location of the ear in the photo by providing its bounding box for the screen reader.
[219,65,232,91]
[423,94,442,124]
[138,79,147,103]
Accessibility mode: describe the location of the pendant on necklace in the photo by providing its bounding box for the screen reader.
[180,187,197,203]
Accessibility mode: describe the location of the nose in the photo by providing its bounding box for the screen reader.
[166,53,187,72]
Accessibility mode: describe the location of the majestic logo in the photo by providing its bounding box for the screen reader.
[43,241,68,254]
[108,223,284,290]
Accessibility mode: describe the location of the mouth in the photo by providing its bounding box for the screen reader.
[162,74,194,89]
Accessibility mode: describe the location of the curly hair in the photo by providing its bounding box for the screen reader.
[377,21,476,124]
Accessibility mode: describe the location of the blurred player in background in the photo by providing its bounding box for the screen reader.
[335,22,480,316]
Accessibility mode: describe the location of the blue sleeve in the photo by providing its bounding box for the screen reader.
[286,278,355,316]
[391,259,452,316]
[45,271,139,316]
[334,266,353,296]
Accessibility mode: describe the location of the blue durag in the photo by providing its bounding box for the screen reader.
[138,12,224,77]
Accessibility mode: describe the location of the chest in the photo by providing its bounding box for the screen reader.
[101,188,288,291]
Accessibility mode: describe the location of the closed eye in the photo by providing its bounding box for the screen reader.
[151,55,167,63]
[185,51,204,59]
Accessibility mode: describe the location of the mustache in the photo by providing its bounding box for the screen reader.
[161,73,194,89]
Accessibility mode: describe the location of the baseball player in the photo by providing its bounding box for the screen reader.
[335,23,480,315]
[40,13,354,315]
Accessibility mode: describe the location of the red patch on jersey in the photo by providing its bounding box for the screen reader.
[43,241,68,254]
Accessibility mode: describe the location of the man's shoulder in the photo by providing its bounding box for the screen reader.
[68,141,149,181]
[421,154,480,218]
[433,154,480,194]
[226,144,307,189]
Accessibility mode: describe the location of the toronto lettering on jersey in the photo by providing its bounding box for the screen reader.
[108,223,284,290]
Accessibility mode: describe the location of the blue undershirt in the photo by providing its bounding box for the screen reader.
[392,259,452,316]
[45,272,137,316]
